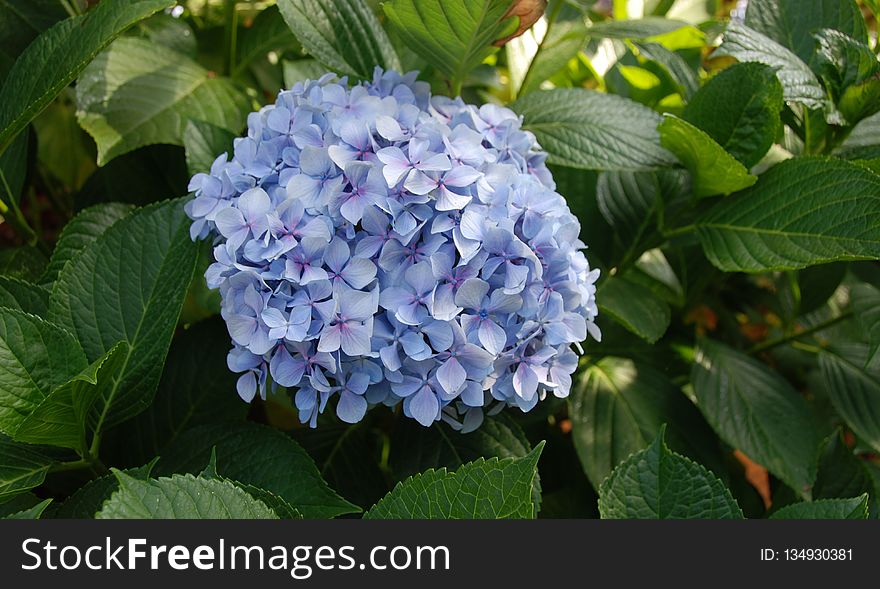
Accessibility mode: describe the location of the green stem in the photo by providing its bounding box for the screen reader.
[662,224,696,239]
[748,310,853,355]
[224,0,239,76]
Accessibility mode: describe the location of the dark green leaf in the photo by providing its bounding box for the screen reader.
[692,339,819,497]
[364,443,544,519]
[0,308,87,437]
[0,0,67,59]
[136,14,197,58]
[695,157,880,272]
[595,171,659,246]
[659,115,757,198]
[183,120,236,177]
[744,0,867,67]
[77,37,250,165]
[683,63,783,168]
[383,0,514,86]
[570,357,723,488]
[850,283,880,362]
[513,88,676,171]
[278,0,400,80]
[814,29,880,125]
[0,0,174,155]
[156,422,359,518]
[97,471,278,519]
[597,276,671,343]
[0,276,48,316]
[55,461,155,519]
[770,495,869,519]
[818,344,880,454]
[633,41,699,99]
[0,247,47,281]
[40,203,133,285]
[0,129,28,207]
[3,498,52,519]
[49,199,198,432]
[597,428,743,519]
[0,435,55,501]
[102,318,248,467]
[716,22,827,110]
[234,6,299,78]
[812,431,877,515]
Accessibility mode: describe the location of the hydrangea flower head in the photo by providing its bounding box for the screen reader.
[186,68,600,432]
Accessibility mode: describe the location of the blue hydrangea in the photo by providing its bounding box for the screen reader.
[186,68,601,432]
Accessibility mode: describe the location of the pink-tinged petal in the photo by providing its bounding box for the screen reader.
[227,314,257,347]
[417,153,452,172]
[317,325,342,352]
[300,265,329,285]
[478,319,507,355]
[403,170,438,195]
[377,146,411,186]
[443,165,482,187]
[379,287,413,311]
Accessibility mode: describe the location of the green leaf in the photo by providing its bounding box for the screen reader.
[40,203,133,285]
[597,276,671,343]
[595,171,659,246]
[818,344,880,454]
[156,422,359,518]
[97,471,278,519]
[850,283,880,362]
[13,342,128,451]
[659,115,758,199]
[234,5,299,78]
[508,0,588,97]
[0,435,55,501]
[716,22,827,111]
[585,17,697,40]
[0,129,28,208]
[692,339,819,497]
[0,0,174,155]
[0,308,88,437]
[570,357,723,489]
[183,120,236,177]
[513,88,676,171]
[771,495,869,520]
[135,14,197,58]
[695,157,880,272]
[683,63,783,168]
[383,0,515,88]
[55,460,155,519]
[813,431,876,505]
[76,145,187,209]
[3,498,52,519]
[102,318,248,467]
[31,97,97,192]
[633,41,699,100]
[0,277,48,316]
[364,443,544,519]
[814,29,880,125]
[49,199,198,432]
[0,247,46,281]
[744,0,868,68]
[597,428,743,519]
[77,37,250,166]
[278,0,400,80]
[0,0,67,59]
[293,421,389,510]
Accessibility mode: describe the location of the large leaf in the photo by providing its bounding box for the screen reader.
[508,0,588,97]
[364,443,544,519]
[103,318,248,466]
[595,171,659,247]
[55,461,155,519]
[744,0,867,67]
[850,283,880,362]
[0,129,28,208]
[585,17,697,40]
[278,0,400,80]
[0,277,48,316]
[818,345,880,454]
[13,343,128,452]
[77,37,249,166]
[49,199,198,433]
[234,6,300,78]
[0,435,55,501]
[692,339,819,497]
[770,495,869,520]
[0,0,174,155]
[659,115,757,199]
[183,120,235,177]
[597,275,671,343]
[812,431,877,514]
[814,29,880,125]
[96,471,278,519]
[597,428,743,519]
[683,63,784,168]
[0,308,87,437]
[0,0,67,60]
[156,422,359,518]
[695,157,880,273]
[3,498,52,519]
[383,0,516,87]
[0,247,46,281]
[40,203,133,285]
[570,357,723,488]
[716,22,827,110]
[513,89,676,171]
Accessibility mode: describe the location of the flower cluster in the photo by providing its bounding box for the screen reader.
[186,68,600,432]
